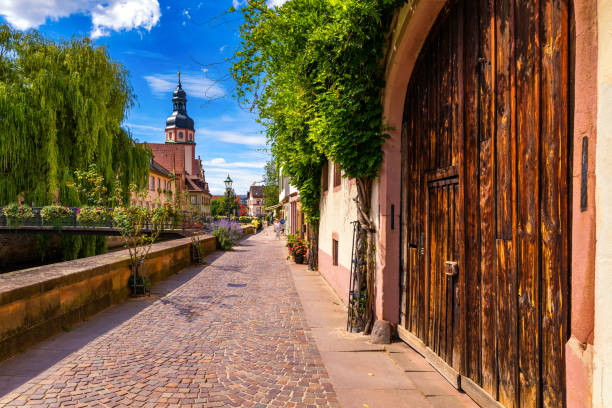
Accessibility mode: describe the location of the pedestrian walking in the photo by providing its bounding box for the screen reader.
[274,219,280,240]
[280,218,285,235]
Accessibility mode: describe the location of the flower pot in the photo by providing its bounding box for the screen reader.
[294,254,304,264]
[128,263,150,297]
[129,276,150,296]
[44,216,73,228]
[6,217,26,227]
[191,243,204,264]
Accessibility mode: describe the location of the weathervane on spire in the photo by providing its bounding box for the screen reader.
[177,72,181,86]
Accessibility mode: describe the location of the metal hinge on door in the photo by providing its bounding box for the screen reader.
[419,233,425,256]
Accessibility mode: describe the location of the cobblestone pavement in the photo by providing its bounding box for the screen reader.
[0,233,339,408]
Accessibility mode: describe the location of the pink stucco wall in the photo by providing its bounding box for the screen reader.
[567,1,598,406]
[318,249,350,305]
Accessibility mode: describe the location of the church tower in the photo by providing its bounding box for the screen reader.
[165,73,195,144]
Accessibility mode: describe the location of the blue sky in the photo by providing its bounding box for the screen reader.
[0,0,285,195]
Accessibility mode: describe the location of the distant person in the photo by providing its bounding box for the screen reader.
[274,219,280,240]
[280,218,285,235]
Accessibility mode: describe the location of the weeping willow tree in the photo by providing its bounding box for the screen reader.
[0,25,150,259]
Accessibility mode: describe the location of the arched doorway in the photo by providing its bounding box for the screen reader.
[398,1,572,407]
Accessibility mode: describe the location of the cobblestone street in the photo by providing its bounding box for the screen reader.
[0,233,339,408]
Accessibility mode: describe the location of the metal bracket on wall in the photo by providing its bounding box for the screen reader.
[581,137,588,212]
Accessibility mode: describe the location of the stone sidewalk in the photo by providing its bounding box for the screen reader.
[0,230,476,408]
[288,255,476,408]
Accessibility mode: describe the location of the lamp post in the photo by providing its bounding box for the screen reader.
[224,174,233,219]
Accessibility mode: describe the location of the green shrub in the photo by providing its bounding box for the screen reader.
[213,226,233,250]
[41,205,73,227]
[3,203,34,226]
[286,234,298,248]
[288,236,308,258]
[112,206,148,235]
[77,206,107,226]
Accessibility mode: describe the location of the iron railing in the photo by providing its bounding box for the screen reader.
[0,206,212,234]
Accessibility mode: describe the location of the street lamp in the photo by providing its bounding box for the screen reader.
[224,174,233,218]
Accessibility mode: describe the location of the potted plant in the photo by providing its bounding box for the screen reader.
[41,205,73,227]
[76,206,107,226]
[112,200,168,296]
[2,203,34,226]
[162,200,181,229]
[190,234,206,264]
[288,236,308,264]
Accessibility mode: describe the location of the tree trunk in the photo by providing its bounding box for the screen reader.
[308,221,319,271]
[354,177,375,334]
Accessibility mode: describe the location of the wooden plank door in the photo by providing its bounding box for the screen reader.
[426,171,460,368]
[399,0,572,407]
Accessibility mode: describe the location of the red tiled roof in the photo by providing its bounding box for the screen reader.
[249,185,264,198]
[150,159,171,177]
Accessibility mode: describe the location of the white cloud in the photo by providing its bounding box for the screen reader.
[0,0,86,30]
[204,167,264,195]
[197,128,266,146]
[232,0,287,9]
[125,123,163,133]
[203,158,266,169]
[123,49,166,59]
[267,0,289,7]
[0,0,161,38]
[90,0,160,38]
[219,114,235,122]
[144,72,225,100]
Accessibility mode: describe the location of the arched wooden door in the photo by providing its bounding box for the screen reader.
[399,1,572,407]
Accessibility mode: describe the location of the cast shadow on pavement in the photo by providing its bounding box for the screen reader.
[0,260,214,398]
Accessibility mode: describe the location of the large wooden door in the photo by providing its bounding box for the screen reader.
[399,1,572,407]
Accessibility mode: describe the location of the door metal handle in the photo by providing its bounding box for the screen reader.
[445,261,458,277]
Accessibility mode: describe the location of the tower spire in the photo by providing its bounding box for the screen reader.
[165,70,195,142]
